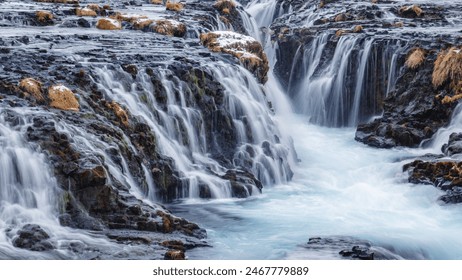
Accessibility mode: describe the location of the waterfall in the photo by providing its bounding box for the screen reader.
[92,61,293,200]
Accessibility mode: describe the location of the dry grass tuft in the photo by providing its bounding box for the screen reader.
[48,85,79,111]
[334,13,346,22]
[335,29,347,37]
[151,0,163,4]
[96,18,122,30]
[133,18,154,30]
[152,19,186,37]
[213,0,236,13]
[405,48,426,69]
[166,1,184,12]
[432,47,462,89]
[86,4,101,11]
[36,10,53,23]
[76,8,97,17]
[19,78,44,101]
[106,101,129,127]
[353,25,363,33]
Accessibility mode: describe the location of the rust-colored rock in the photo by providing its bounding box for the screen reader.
[48,84,79,111]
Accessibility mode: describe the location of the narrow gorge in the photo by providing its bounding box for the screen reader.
[0,0,462,260]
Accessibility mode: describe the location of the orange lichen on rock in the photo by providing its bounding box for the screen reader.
[405,48,426,69]
[106,101,129,127]
[96,18,122,30]
[76,7,97,17]
[48,85,79,111]
[432,47,462,88]
[36,10,53,23]
[166,1,184,12]
[19,78,44,102]
[152,19,186,37]
[200,31,269,83]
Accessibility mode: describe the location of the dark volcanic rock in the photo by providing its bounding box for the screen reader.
[303,236,400,260]
[12,224,55,252]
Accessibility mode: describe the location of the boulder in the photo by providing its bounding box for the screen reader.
[48,84,80,111]
[12,224,55,251]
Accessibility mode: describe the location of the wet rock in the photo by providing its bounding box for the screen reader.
[222,169,263,198]
[12,224,55,252]
[443,133,462,156]
[304,236,399,260]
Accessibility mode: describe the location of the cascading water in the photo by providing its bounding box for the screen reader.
[92,61,293,200]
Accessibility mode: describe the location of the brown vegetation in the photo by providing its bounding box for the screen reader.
[76,8,97,17]
[151,0,163,4]
[152,19,186,37]
[36,10,53,23]
[19,78,44,102]
[213,0,236,14]
[166,1,184,12]
[405,48,426,69]
[48,85,79,111]
[432,47,462,89]
[353,25,363,33]
[86,4,101,11]
[96,18,122,30]
[164,250,185,260]
[106,101,129,127]
[133,18,154,30]
[334,13,346,22]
